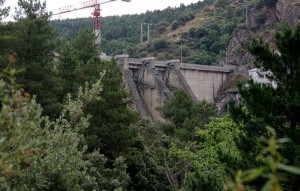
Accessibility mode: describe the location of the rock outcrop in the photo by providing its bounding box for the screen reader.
[276,0,300,25]
[227,28,252,66]
[226,0,300,67]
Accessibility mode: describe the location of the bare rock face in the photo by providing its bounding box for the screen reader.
[248,4,278,29]
[276,0,300,25]
[227,28,252,66]
[217,0,299,110]
[226,0,299,67]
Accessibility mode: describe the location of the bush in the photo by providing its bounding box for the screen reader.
[178,13,195,25]
[171,20,180,30]
[157,20,170,28]
[222,22,236,34]
[157,26,167,34]
[150,38,169,50]
[210,41,223,53]
[195,27,208,38]
[189,27,197,38]
[199,37,213,49]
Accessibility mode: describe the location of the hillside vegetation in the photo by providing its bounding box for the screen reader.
[51,0,300,66]
[1,0,300,190]
[51,0,252,64]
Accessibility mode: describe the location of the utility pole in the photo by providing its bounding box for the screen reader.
[122,37,125,54]
[225,48,227,66]
[140,22,143,44]
[147,23,152,42]
[140,22,152,43]
[180,44,183,63]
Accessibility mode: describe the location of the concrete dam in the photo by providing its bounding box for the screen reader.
[114,54,230,122]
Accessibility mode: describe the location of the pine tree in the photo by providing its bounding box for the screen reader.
[160,88,217,141]
[58,28,100,96]
[230,25,300,190]
[84,59,139,158]
[239,25,300,142]
[13,0,63,118]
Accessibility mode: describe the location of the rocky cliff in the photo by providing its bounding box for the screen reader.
[217,0,299,110]
[226,0,300,67]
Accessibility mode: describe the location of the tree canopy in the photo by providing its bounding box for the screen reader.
[230,25,300,190]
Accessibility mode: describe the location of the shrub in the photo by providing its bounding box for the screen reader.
[150,38,169,50]
[171,20,180,30]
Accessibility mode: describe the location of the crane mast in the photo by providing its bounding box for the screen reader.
[93,4,101,48]
[52,0,118,50]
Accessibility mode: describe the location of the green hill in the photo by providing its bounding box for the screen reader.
[51,0,300,65]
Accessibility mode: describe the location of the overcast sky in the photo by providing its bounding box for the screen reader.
[3,0,200,20]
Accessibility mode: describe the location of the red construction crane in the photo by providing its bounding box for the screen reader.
[52,0,131,50]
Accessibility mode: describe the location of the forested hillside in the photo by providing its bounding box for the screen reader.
[51,0,300,66]
[51,0,248,64]
[1,0,300,190]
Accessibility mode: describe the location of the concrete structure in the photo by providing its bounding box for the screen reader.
[116,55,230,122]
[248,68,277,88]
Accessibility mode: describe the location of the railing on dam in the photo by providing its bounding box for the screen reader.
[128,58,230,73]
[180,63,230,73]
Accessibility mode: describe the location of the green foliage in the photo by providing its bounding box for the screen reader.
[161,89,193,127]
[171,20,180,30]
[49,0,247,65]
[71,28,98,63]
[186,170,224,191]
[156,20,170,28]
[180,13,195,23]
[85,152,130,191]
[12,0,63,118]
[188,50,213,65]
[83,59,139,155]
[195,26,208,38]
[230,25,300,190]
[186,115,244,190]
[259,0,278,7]
[160,88,217,141]
[215,0,229,8]
[0,66,104,190]
[156,115,245,191]
[241,25,300,138]
[150,38,169,50]
[157,25,167,34]
[58,28,100,97]
[0,0,9,21]
[227,136,300,191]
[79,60,167,190]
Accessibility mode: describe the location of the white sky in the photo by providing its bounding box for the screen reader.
[3,0,200,20]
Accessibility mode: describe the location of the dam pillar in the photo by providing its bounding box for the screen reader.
[116,54,129,69]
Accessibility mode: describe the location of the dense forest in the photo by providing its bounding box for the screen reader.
[1,0,300,191]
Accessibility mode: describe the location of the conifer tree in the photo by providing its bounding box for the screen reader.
[84,59,139,158]
[13,0,62,118]
[230,25,300,190]
[237,25,300,142]
[160,88,217,141]
[58,28,100,96]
